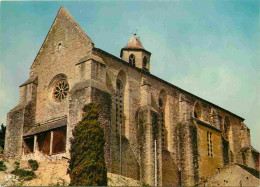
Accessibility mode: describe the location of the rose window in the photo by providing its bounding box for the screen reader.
[53,80,69,102]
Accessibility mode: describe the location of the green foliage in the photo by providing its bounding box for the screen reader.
[68,103,107,186]
[11,168,36,181]
[14,161,20,170]
[152,112,158,138]
[28,159,39,171]
[2,158,9,162]
[0,160,7,171]
[222,137,229,165]
[189,124,199,183]
[0,124,6,150]
[11,160,36,181]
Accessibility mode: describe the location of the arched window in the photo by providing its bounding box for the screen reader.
[116,79,124,135]
[129,54,135,66]
[115,70,126,137]
[143,56,148,71]
[159,90,167,149]
[58,42,62,51]
[159,99,166,148]
[194,102,202,120]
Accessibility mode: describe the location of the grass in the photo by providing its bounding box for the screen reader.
[11,168,36,181]
[11,160,37,181]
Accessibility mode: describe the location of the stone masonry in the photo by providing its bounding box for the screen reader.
[4,7,259,186]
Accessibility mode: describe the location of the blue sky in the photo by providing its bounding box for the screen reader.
[0,1,259,150]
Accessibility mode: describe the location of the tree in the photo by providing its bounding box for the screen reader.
[0,124,6,150]
[68,103,107,186]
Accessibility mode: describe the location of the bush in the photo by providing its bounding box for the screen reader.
[14,161,20,170]
[2,158,9,162]
[11,168,36,181]
[0,160,7,171]
[28,159,39,171]
[68,103,107,186]
[0,124,6,150]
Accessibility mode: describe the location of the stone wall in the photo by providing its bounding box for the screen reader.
[4,80,37,158]
[94,47,257,185]
[29,7,93,124]
[202,164,260,186]
[197,123,223,180]
[4,108,24,158]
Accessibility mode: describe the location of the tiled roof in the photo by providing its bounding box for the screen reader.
[123,35,144,50]
[23,117,67,137]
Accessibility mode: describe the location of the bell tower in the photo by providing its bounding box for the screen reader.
[120,34,151,72]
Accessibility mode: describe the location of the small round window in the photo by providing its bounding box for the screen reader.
[52,79,69,102]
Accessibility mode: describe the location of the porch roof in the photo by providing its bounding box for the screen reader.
[23,117,67,137]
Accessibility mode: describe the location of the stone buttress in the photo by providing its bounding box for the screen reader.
[4,77,38,158]
[68,53,112,170]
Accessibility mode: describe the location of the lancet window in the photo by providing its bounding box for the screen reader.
[194,102,202,120]
[115,79,124,135]
[143,56,148,71]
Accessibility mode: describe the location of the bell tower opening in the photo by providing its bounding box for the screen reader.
[120,34,151,72]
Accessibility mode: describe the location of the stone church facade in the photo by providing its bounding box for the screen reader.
[4,7,259,186]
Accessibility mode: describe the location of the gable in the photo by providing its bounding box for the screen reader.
[30,6,94,74]
[30,7,95,123]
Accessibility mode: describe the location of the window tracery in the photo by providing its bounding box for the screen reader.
[53,79,69,102]
[159,97,167,148]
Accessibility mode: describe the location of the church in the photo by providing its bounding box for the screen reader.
[4,7,259,186]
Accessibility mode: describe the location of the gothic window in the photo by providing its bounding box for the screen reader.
[52,79,69,102]
[152,112,159,139]
[115,79,124,135]
[143,56,148,71]
[159,97,167,148]
[129,54,135,66]
[207,131,213,158]
[58,42,62,51]
[194,102,202,120]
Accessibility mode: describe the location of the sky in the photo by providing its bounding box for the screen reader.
[0,1,259,150]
